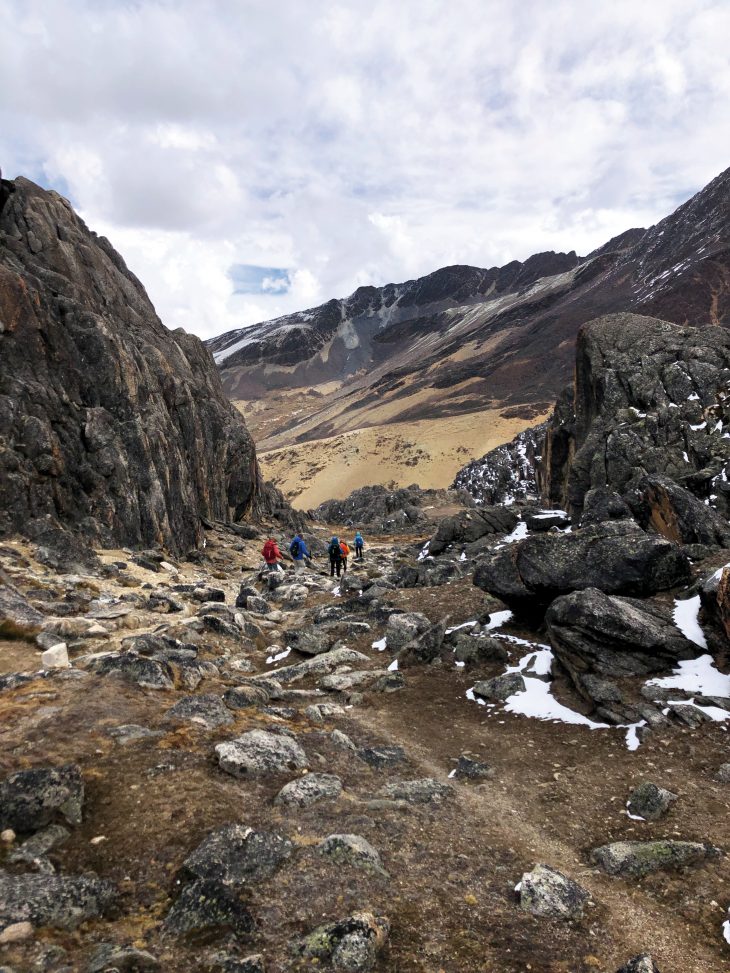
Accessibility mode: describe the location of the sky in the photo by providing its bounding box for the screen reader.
[1,0,729,341]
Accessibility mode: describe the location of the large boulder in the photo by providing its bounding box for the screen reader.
[164,879,255,938]
[545,588,698,683]
[474,522,690,616]
[0,175,263,554]
[429,506,519,556]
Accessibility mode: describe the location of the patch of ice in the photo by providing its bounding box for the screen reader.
[459,551,467,562]
[372,637,387,652]
[626,802,645,821]
[630,407,648,418]
[266,646,291,665]
[688,392,700,401]
[723,912,730,945]
[332,586,341,598]
[448,769,456,779]
[503,676,608,727]
[532,509,568,519]
[455,661,465,668]
[648,654,730,697]
[682,451,689,463]
[417,541,431,562]
[483,610,513,631]
[465,687,486,706]
[672,595,708,648]
[387,658,399,672]
[690,421,707,431]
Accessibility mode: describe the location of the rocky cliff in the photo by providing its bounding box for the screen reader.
[0,176,262,554]
[539,312,730,526]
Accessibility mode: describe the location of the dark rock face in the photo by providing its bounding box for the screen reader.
[473,522,690,616]
[164,879,255,938]
[540,313,730,522]
[453,423,547,505]
[0,176,262,554]
[545,588,698,682]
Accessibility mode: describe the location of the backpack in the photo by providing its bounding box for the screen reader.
[328,540,341,558]
[262,540,277,561]
[340,542,350,557]
[290,539,300,558]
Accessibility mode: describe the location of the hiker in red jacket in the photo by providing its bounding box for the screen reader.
[261,537,282,571]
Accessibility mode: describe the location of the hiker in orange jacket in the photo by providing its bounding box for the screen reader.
[339,539,350,573]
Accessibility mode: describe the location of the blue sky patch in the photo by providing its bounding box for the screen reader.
[228,263,290,295]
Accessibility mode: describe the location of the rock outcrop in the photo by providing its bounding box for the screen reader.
[0,176,264,554]
[539,313,730,522]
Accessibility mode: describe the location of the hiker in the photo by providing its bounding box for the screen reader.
[289,533,311,572]
[354,531,364,561]
[339,539,350,573]
[328,535,343,578]
[261,536,282,571]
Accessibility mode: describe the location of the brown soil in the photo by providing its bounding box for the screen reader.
[0,537,728,972]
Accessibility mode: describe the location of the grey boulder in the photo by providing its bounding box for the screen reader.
[519,863,589,919]
[166,694,233,730]
[591,840,719,878]
[319,834,386,875]
[626,782,677,821]
[378,778,454,804]
[0,765,83,833]
[274,773,343,808]
[181,824,292,885]
[216,730,308,777]
[0,869,115,931]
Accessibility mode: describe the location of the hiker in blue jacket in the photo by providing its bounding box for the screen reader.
[289,534,311,573]
[354,531,364,561]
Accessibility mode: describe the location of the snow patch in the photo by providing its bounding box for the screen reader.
[266,646,291,665]
[372,637,387,652]
[672,595,708,648]
[648,654,730,697]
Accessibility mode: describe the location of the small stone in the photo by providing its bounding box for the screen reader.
[378,778,454,804]
[519,863,589,919]
[713,762,730,783]
[166,694,233,730]
[319,834,386,875]
[274,773,343,808]
[90,835,107,845]
[86,943,161,972]
[305,703,346,724]
[223,685,269,709]
[106,724,163,745]
[627,782,677,820]
[472,673,526,701]
[615,956,661,973]
[41,643,70,669]
[331,729,356,751]
[299,912,389,973]
[358,746,406,769]
[0,921,33,944]
[453,755,494,780]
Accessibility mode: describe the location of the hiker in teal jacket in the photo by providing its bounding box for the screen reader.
[354,531,364,561]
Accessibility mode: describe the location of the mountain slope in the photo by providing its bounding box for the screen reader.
[209,167,730,506]
[0,176,267,554]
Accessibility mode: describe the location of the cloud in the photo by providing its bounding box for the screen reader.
[1,0,729,339]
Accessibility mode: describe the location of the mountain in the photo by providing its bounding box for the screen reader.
[0,175,274,555]
[209,167,730,508]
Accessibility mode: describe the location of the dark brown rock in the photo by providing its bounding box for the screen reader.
[0,176,264,554]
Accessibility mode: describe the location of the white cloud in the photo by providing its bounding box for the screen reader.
[1,0,728,339]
